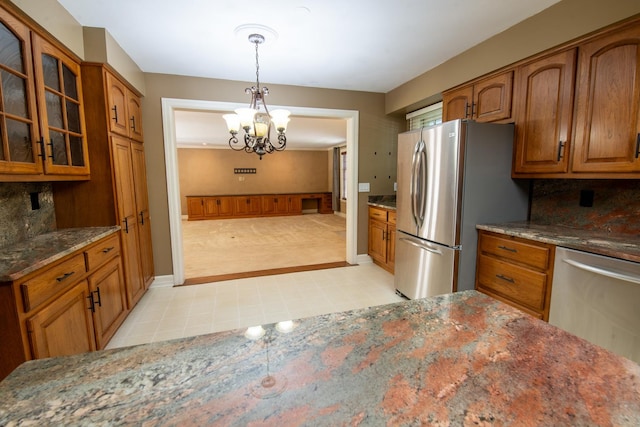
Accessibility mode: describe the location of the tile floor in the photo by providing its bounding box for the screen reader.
[106,263,404,349]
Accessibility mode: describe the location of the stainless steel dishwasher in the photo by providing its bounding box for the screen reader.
[549,247,640,364]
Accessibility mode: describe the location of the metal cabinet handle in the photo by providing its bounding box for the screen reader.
[496,274,515,283]
[557,141,566,161]
[37,137,45,159]
[87,293,96,313]
[93,287,102,307]
[140,211,145,225]
[46,139,55,161]
[497,245,517,253]
[101,246,114,254]
[111,105,118,122]
[130,116,136,131]
[635,134,640,159]
[56,271,75,282]
[123,217,129,233]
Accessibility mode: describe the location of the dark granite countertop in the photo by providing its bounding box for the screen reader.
[0,226,120,282]
[1,290,638,425]
[367,194,396,210]
[477,221,640,263]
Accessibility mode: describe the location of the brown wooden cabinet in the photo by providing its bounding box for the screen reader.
[443,71,514,123]
[88,256,127,349]
[513,49,577,175]
[475,230,554,320]
[53,64,153,308]
[105,72,144,142]
[571,24,640,174]
[186,193,332,220]
[0,232,128,380]
[262,195,289,215]
[287,195,302,214]
[234,196,262,216]
[27,279,96,359]
[367,206,396,273]
[204,196,234,217]
[0,3,89,181]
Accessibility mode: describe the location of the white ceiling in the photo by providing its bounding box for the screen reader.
[57,0,561,148]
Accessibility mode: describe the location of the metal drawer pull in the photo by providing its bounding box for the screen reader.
[497,245,517,253]
[496,274,515,283]
[56,271,75,282]
[101,247,114,254]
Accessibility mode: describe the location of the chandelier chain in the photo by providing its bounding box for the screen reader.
[254,39,260,89]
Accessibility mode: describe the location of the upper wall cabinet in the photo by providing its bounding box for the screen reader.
[0,8,41,176]
[512,19,640,178]
[32,36,89,176]
[513,49,577,175]
[106,72,143,142]
[442,71,514,123]
[0,4,89,181]
[571,24,640,174]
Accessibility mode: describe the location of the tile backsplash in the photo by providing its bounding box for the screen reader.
[0,182,56,248]
[530,179,640,234]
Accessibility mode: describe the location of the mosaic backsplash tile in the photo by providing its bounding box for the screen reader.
[0,182,56,248]
[529,179,640,234]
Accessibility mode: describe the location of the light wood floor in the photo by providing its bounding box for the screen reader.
[181,214,346,283]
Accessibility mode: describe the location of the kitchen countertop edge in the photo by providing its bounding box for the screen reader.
[0,226,121,282]
[477,222,640,263]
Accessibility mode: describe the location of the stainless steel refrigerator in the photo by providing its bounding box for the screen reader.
[394,119,529,299]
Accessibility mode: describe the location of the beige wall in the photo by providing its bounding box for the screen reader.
[10,0,84,58]
[83,27,146,94]
[178,148,331,215]
[142,73,403,275]
[386,0,640,114]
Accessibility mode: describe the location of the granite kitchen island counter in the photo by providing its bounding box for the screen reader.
[1,291,639,426]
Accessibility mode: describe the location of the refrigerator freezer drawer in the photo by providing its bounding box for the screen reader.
[394,232,455,299]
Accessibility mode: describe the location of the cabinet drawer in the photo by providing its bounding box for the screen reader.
[369,207,388,222]
[85,234,120,271]
[480,233,549,270]
[21,254,87,312]
[388,210,396,225]
[476,254,547,311]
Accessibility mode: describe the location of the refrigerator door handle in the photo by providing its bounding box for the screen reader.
[410,139,427,231]
[398,237,442,256]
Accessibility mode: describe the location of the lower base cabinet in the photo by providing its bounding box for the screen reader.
[0,232,129,380]
[186,193,333,220]
[367,206,396,273]
[27,280,96,359]
[475,230,555,320]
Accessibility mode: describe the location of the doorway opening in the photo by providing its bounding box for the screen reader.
[161,98,359,286]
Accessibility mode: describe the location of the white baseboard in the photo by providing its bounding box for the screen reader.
[356,254,373,264]
[150,275,175,288]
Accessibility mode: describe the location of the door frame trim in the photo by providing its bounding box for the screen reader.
[161,97,359,285]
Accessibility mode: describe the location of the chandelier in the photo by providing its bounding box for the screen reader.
[223,33,291,159]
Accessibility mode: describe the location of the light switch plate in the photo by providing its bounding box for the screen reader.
[358,182,370,192]
[394,182,397,191]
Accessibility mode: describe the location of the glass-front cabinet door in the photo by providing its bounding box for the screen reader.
[0,9,42,175]
[32,35,89,176]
